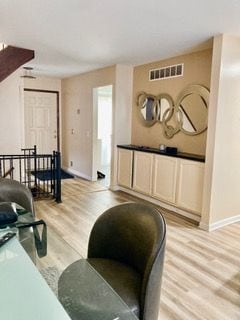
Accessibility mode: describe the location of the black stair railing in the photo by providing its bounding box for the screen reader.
[0,146,61,203]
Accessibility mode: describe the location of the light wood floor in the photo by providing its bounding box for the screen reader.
[35,178,240,320]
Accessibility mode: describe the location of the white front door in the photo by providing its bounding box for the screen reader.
[24,91,58,153]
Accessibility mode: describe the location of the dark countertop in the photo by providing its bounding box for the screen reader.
[117,144,205,162]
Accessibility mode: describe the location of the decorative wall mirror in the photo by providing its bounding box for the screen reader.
[162,107,181,139]
[137,84,210,138]
[156,94,174,122]
[137,92,158,127]
[175,84,209,136]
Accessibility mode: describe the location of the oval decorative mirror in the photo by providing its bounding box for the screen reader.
[137,92,158,127]
[175,85,209,135]
[156,94,174,122]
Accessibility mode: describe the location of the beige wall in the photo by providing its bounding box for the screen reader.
[111,64,133,187]
[62,64,133,182]
[0,70,23,153]
[62,66,116,179]
[201,34,240,228]
[132,49,212,155]
[24,76,61,92]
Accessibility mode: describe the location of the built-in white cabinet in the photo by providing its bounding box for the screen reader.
[117,148,205,217]
[152,155,204,214]
[133,151,153,195]
[152,154,178,204]
[117,149,133,188]
[176,159,204,215]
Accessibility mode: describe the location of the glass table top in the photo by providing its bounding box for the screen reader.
[0,208,37,262]
[58,259,139,320]
[0,208,139,320]
[0,231,71,320]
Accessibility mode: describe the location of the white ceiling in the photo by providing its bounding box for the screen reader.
[0,0,240,78]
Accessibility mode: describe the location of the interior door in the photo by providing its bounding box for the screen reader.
[24,90,58,154]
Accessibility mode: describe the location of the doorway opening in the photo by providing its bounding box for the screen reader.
[92,85,113,187]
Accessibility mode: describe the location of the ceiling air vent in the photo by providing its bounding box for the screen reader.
[149,63,184,81]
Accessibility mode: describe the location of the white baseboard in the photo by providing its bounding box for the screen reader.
[109,185,121,192]
[62,166,92,181]
[117,186,201,223]
[199,214,240,231]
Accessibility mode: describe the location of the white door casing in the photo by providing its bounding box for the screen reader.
[24,90,58,154]
[92,85,113,182]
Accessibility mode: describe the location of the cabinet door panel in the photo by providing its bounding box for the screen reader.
[177,160,204,214]
[152,155,178,204]
[117,149,133,188]
[133,152,153,195]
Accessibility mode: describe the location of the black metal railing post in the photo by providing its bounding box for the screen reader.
[33,145,37,191]
[55,151,62,203]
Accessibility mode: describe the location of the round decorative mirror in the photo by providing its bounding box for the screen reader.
[137,92,158,127]
[175,85,209,135]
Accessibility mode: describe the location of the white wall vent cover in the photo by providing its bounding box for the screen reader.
[149,63,184,81]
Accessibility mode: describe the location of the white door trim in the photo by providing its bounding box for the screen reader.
[24,88,60,152]
[92,85,113,182]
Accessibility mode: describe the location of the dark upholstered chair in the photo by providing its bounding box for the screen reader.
[0,178,35,215]
[87,202,166,320]
[0,178,36,262]
[59,202,166,320]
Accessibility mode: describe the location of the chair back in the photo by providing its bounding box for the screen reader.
[0,178,34,214]
[88,202,166,320]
